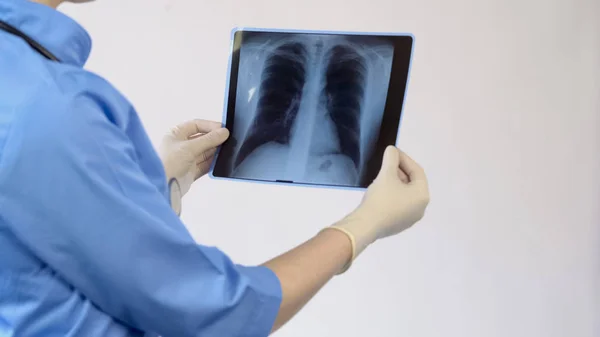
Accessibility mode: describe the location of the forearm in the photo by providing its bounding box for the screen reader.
[262,227,353,333]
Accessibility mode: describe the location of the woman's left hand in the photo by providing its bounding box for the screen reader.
[159,119,229,196]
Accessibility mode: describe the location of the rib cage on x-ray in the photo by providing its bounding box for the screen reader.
[229,33,394,186]
[324,45,366,170]
[234,42,309,168]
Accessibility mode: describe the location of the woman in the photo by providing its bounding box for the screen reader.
[0,0,430,336]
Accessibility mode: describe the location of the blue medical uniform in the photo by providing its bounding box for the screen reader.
[0,0,282,336]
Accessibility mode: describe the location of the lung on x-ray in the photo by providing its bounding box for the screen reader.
[212,29,413,189]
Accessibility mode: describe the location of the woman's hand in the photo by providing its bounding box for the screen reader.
[159,119,229,196]
[329,146,430,264]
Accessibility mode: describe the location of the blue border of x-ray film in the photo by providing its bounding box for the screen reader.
[208,27,415,192]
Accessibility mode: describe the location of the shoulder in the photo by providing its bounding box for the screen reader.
[0,48,143,171]
[12,62,135,136]
[0,47,133,131]
[0,62,136,162]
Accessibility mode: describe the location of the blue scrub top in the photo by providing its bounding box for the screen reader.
[0,1,282,336]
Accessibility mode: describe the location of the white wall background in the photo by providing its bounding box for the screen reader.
[62,0,600,336]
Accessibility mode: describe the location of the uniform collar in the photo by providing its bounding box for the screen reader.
[0,0,91,67]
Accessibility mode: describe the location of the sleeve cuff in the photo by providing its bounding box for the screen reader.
[236,265,282,337]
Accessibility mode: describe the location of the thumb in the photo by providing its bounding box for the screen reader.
[188,128,230,155]
[170,119,222,140]
[378,145,402,178]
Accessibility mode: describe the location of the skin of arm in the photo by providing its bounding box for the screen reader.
[261,145,429,334]
[263,227,353,333]
[159,122,424,334]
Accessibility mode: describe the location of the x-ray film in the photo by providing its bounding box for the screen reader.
[211,28,414,189]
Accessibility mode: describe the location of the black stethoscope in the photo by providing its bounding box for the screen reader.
[0,19,60,62]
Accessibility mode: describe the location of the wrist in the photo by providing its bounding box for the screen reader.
[163,167,193,197]
[317,227,355,274]
[327,211,379,273]
[168,178,182,216]
[320,227,355,274]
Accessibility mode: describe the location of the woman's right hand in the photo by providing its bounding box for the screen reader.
[329,146,430,266]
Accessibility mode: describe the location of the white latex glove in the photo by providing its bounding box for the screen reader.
[329,146,430,271]
[159,119,229,209]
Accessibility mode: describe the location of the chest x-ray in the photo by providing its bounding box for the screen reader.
[212,29,413,189]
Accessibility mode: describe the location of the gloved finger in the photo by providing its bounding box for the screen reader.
[197,148,217,165]
[397,167,410,183]
[191,148,217,180]
[378,145,402,179]
[170,119,223,140]
[195,155,215,180]
[397,150,427,184]
[187,128,230,156]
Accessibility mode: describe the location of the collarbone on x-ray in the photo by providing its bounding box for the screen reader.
[229,33,394,187]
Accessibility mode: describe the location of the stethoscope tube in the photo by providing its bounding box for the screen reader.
[0,19,60,62]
